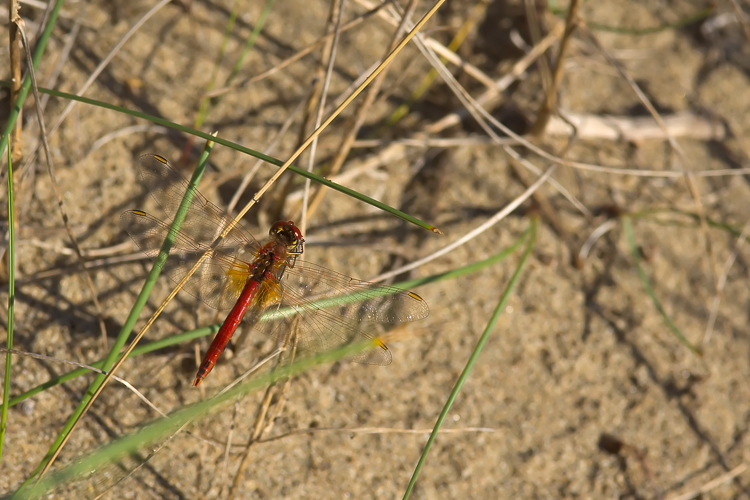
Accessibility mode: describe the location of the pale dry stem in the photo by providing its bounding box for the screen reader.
[299,0,347,236]
[205,3,389,99]
[703,221,750,345]
[15,18,110,354]
[528,0,581,135]
[226,325,300,500]
[667,463,748,500]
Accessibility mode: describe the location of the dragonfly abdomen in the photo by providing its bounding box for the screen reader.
[193,278,263,386]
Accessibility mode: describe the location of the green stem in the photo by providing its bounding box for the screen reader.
[549,5,714,35]
[194,1,240,129]
[0,0,65,471]
[621,217,701,355]
[223,0,276,91]
[0,132,17,463]
[402,218,537,499]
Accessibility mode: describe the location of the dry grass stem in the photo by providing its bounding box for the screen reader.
[703,221,750,345]
[667,463,748,500]
[15,18,110,355]
[371,165,556,283]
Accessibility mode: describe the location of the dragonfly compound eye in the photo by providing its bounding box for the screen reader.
[270,220,304,246]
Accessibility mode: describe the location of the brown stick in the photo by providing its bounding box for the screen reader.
[528,0,581,135]
[9,0,22,164]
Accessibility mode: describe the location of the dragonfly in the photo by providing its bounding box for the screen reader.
[121,154,429,386]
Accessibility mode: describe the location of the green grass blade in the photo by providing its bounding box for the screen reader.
[0,82,439,234]
[2,227,528,410]
[222,0,276,91]
[549,5,714,35]
[0,138,16,463]
[193,1,240,130]
[402,218,538,499]
[16,143,216,493]
[632,207,750,240]
[622,216,702,355]
[383,1,485,129]
[190,0,275,145]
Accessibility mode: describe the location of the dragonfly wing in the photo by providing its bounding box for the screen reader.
[138,154,226,222]
[137,154,262,262]
[120,210,251,310]
[260,261,431,365]
[282,262,429,323]
[261,299,393,365]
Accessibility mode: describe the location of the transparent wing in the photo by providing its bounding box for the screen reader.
[136,153,262,257]
[251,263,429,365]
[283,262,430,323]
[120,210,254,310]
[265,297,394,365]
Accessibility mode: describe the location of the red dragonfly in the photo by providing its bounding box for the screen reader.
[121,154,429,386]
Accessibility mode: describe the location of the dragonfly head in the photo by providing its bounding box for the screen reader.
[270,220,304,255]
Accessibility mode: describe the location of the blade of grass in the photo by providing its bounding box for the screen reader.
[180,0,241,161]
[548,5,715,35]
[402,217,538,499]
[0,80,438,234]
[621,216,702,355]
[0,137,16,463]
[222,0,276,91]
[3,225,529,410]
[383,0,489,129]
[196,0,240,122]
[632,208,750,240]
[16,142,216,492]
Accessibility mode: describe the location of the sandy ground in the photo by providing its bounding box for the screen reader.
[1,0,749,498]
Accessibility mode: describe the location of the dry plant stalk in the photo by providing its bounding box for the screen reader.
[528,0,581,135]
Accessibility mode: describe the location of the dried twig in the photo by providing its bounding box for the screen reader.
[667,463,748,500]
